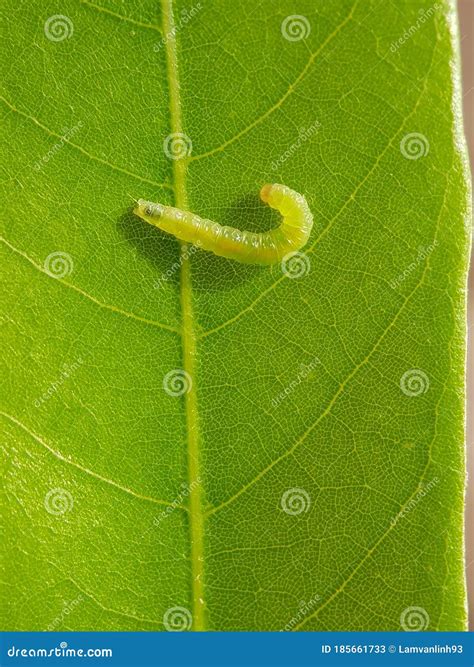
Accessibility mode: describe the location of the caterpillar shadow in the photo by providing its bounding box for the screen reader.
[188,193,279,292]
[118,193,280,293]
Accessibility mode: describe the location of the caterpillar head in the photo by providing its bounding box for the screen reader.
[134,199,164,221]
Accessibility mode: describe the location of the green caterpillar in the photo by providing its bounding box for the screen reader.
[133,183,313,265]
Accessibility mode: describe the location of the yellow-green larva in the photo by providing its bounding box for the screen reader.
[133,183,313,265]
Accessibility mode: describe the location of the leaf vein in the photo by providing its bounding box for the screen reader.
[2,412,185,510]
[0,96,171,190]
[187,2,359,162]
[1,237,179,334]
[79,0,163,33]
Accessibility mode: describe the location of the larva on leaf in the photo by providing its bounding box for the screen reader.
[133,183,313,265]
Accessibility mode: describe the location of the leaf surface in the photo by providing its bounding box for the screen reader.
[1,0,470,631]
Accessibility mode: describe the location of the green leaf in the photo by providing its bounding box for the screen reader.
[1,0,470,632]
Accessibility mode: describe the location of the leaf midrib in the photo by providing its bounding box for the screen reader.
[161,0,205,631]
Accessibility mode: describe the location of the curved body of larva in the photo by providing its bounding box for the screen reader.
[133,183,313,265]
